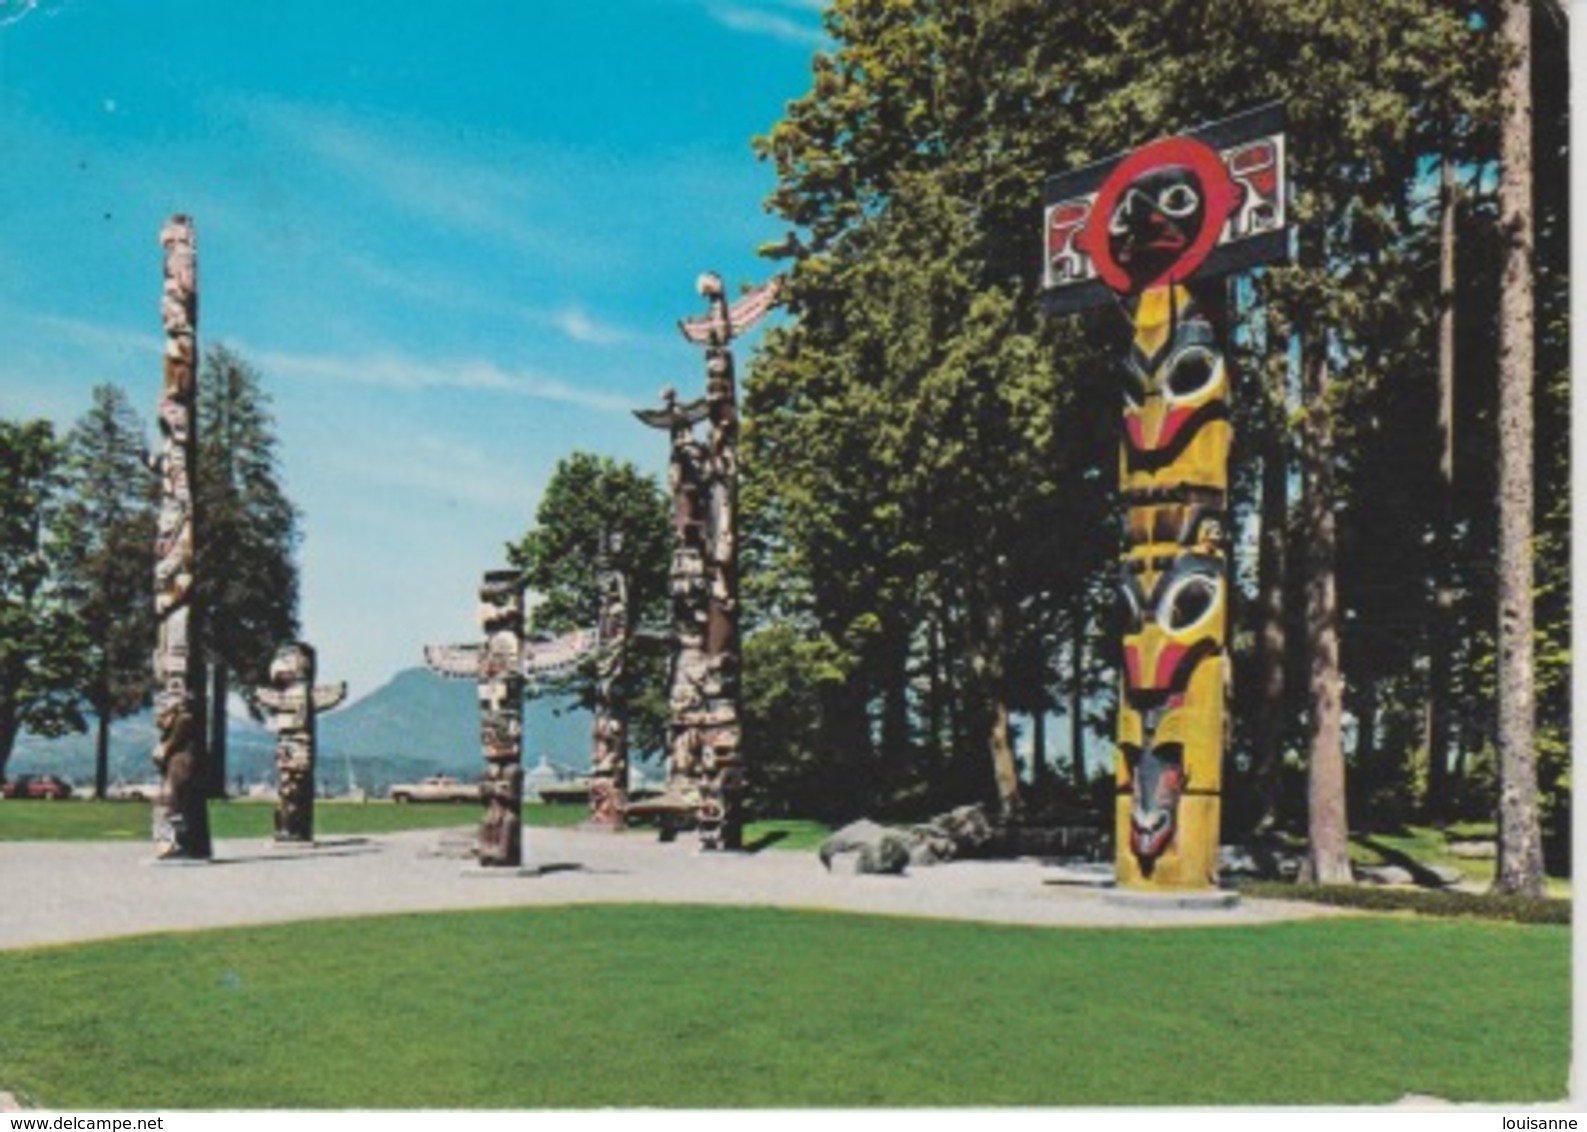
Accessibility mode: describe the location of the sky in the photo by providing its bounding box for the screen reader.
[0,0,825,703]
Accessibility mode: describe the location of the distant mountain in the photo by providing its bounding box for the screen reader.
[320,668,594,791]
[9,667,594,796]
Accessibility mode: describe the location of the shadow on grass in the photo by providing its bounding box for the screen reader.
[740,830,789,854]
[1352,834,1451,888]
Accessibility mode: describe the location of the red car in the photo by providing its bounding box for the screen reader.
[1,774,74,800]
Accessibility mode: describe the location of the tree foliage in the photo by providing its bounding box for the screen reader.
[741,0,1568,870]
[196,344,301,795]
[0,419,89,780]
[51,385,158,797]
[508,452,672,760]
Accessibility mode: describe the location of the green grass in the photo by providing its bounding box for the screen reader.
[0,799,825,848]
[0,906,1568,1108]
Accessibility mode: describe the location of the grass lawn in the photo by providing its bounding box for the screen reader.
[0,799,829,850]
[0,906,1568,1108]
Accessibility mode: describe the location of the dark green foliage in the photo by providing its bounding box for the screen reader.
[0,419,89,780]
[508,451,671,758]
[196,345,301,794]
[1239,881,1570,926]
[743,0,1569,856]
[51,385,158,797]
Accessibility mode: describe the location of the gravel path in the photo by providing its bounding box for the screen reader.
[0,824,1344,952]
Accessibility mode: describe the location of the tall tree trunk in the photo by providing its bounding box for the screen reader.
[1493,0,1543,896]
[94,705,111,800]
[0,686,17,784]
[208,663,229,799]
[1068,595,1087,795]
[964,575,1019,818]
[1031,705,1047,783]
[1251,383,1289,834]
[1301,341,1351,884]
[1425,151,1459,822]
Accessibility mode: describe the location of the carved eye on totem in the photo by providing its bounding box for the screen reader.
[1163,346,1221,404]
[1158,572,1219,635]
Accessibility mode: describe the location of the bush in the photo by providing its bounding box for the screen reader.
[1238,881,1569,925]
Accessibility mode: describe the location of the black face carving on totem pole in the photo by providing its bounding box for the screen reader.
[1107,165,1206,294]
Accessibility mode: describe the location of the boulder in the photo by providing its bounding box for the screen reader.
[819,820,912,875]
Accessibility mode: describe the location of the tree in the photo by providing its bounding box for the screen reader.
[0,420,88,780]
[196,344,301,797]
[508,452,672,757]
[51,385,158,798]
[1491,0,1543,896]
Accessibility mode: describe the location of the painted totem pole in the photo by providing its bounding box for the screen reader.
[476,571,527,867]
[587,534,631,829]
[253,643,347,843]
[423,574,602,865]
[1042,106,1288,891]
[151,214,211,860]
[633,270,776,849]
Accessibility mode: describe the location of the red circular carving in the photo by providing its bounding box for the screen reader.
[1078,136,1239,294]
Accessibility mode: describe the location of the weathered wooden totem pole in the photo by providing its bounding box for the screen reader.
[150,214,211,860]
[635,274,777,849]
[253,642,347,843]
[475,570,527,866]
[587,534,631,829]
[1042,106,1288,891]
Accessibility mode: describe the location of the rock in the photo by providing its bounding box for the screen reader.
[1447,840,1496,859]
[1425,864,1466,888]
[819,821,912,875]
[1219,843,1305,881]
[819,804,998,874]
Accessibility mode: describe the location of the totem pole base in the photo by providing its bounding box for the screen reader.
[458,863,546,879]
[145,855,213,868]
[1102,887,1240,911]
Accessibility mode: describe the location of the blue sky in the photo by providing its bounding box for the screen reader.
[0,0,823,702]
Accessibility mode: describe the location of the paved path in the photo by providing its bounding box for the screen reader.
[0,825,1344,951]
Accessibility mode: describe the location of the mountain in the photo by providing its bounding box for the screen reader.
[319,668,594,792]
[8,667,594,795]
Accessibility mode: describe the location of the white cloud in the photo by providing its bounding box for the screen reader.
[707,3,825,46]
[550,305,630,346]
[248,345,633,413]
[233,99,584,259]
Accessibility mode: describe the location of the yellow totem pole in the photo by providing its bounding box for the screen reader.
[1042,106,1288,893]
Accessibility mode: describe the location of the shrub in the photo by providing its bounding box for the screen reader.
[1238,881,1569,925]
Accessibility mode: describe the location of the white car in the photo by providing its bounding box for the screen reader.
[388,775,481,804]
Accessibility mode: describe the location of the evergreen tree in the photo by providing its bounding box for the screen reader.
[51,385,158,797]
[508,452,672,759]
[196,344,301,797]
[0,419,88,780]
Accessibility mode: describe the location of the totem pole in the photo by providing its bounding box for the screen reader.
[1041,106,1288,891]
[476,571,527,867]
[253,642,348,843]
[586,533,631,829]
[636,385,713,837]
[423,573,601,865]
[634,275,778,848]
[150,214,211,860]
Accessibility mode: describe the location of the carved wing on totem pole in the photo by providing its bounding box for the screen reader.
[312,683,349,713]
[425,632,601,681]
[634,394,710,432]
[677,276,781,345]
[423,643,484,680]
[522,627,600,677]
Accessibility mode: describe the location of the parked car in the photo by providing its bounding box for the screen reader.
[1,774,74,800]
[388,775,481,804]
